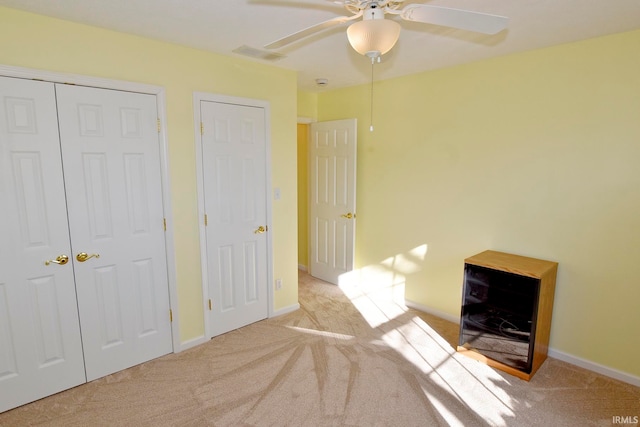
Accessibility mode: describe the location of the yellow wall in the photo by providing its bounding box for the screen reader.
[0,6,299,343]
[297,91,318,121]
[317,30,640,377]
[296,91,316,269]
[297,124,309,268]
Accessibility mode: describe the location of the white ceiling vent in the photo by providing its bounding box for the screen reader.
[232,45,286,62]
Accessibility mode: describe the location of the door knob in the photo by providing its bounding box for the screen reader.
[254,225,267,234]
[45,255,69,266]
[76,252,100,262]
[340,212,356,219]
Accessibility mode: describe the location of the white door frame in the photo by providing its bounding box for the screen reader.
[193,92,274,339]
[0,64,181,352]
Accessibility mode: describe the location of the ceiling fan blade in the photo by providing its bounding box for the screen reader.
[400,4,508,35]
[264,13,362,49]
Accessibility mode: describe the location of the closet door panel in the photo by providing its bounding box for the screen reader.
[55,84,172,381]
[0,77,85,413]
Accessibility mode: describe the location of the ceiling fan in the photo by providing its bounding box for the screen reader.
[264,0,509,60]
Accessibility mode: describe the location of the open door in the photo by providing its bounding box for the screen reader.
[309,119,357,285]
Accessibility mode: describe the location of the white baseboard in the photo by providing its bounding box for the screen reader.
[176,303,301,353]
[547,348,640,387]
[298,264,308,272]
[271,303,300,317]
[177,335,208,353]
[405,299,640,388]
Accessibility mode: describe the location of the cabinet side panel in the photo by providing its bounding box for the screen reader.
[531,265,558,375]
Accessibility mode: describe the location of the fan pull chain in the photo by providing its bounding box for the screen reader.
[369,57,375,132]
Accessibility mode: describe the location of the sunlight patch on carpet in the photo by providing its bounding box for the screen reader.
[285,326,355,341]
[335,256,518,426]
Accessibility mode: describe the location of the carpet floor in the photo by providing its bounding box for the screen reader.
[1,270,638,426]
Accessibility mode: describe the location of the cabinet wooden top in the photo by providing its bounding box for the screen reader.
[465,250,558,278]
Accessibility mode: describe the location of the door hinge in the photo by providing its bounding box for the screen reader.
[157,119,161,133]
[163,218,167,231]
[169,309,173,322]
[208,299,212,311]
[200,122,204,136]
[204,214,208,226]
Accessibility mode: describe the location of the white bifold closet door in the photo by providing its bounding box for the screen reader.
[0,77,86,413]
[0,77,172,413]
[55,84,172,381]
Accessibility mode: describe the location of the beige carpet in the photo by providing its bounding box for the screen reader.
[1,271,638,426]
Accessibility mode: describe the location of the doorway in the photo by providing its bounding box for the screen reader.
[299,119,357,285]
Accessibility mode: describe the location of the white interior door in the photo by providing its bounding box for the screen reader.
[309,119,357,285]
[55,84,172,381]
[200,100,269,337]
[0,77,85,412]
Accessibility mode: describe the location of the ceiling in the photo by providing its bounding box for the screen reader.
[2,0,640,92]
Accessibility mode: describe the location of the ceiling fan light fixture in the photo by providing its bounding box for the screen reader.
[347,18,401,59]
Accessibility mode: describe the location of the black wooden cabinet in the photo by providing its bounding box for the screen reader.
[457,251,558,380]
